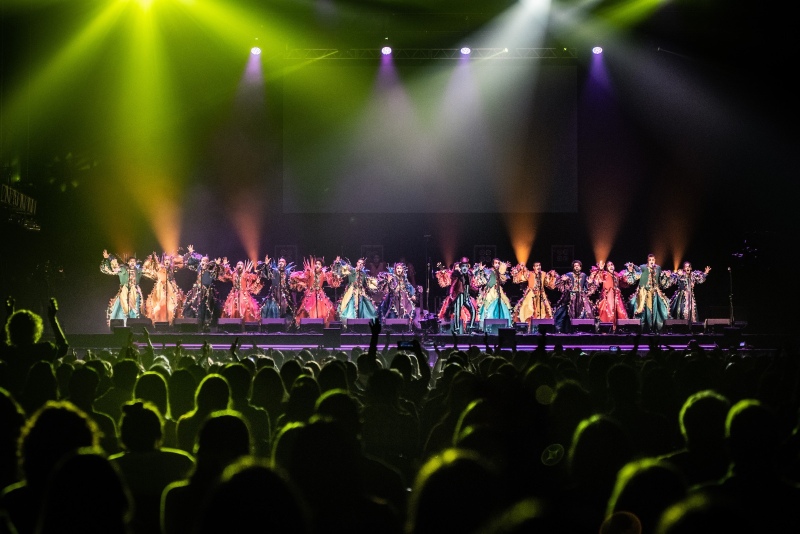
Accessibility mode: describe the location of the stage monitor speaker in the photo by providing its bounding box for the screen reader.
[597,322,614,334]
[109,319,125,332]
[218,318,243,333]
[514,322,531,334]
[385,318,411,333]
[244,321,261,333]
[664,319,691,334]
[704,318,730,334]
[174,318,198,333]
[570,318,596,333]
[723,326,743,347]
[261,318,287,333]
[530,318,555,334]
[126,318,153,333]
[345,318,371,334]
[299,318,325,333]
[498,328,517,350]
[616,319,641,334]
[483,318,511,335]
[154,321,170,333]
[323,326,342,348]
[112,326,131,339]
[421,317,440,335]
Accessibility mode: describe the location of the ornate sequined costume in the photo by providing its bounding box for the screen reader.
[219,260,263,322]
[333,257,379,322]
[290,257,340,327]
[100,253,144,325]
[511,263,557,323]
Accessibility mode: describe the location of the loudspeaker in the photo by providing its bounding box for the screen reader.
[261,318,287,333]
[174,318,199,333]
[154,321,170,332]
[109,319,125,332]
[345,318,371,333]
[498,328,517,349]
[597,322,614,334]
[127,318,153,333]
[514,322,530,334]
[530,318,555,334]
[385,318,411,333]
[704,318,730,334]
[218,318,243,333]
[570,318,596,333]
[323,326,342,348]
[421,317,440,335]
[244,321,261,333]
[299,318,325,333]
[616,319,641,334]
[483,318,511,335]
[664,319,690,334]
[112,326,131,339]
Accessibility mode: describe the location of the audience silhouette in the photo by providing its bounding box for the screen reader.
[1,297,799,534]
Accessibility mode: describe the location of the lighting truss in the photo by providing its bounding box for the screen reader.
[283,48,577,60]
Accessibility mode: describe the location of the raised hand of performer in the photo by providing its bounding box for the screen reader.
[704,266,712,274]
[187,244,194,255]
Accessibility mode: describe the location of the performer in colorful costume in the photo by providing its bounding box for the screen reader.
[553,260,595,333]
[588,260,630,330]
[219,259,263,322]
[669,262,711,322]
[510,261,557,323]
[436,257,478,334]
[472,258,514,330]
[624,254,674,333]
[333,257,379,322]
[100,250,144,325]
[290,257,340,327]
[142,251,185,325]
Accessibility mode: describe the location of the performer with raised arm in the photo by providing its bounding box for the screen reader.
[332,256,379,323]
[624,253,674,333]
[435,257,478,335]
[100,250,145,325]
[511,261,557,323]
[472,258,514,331]
[219,258,263,322]
[142,251,186,325]
[669,262,711,322]
[290,256,340,327]
[182,244,223,330]
[259,255,297,322]
[553,259,595,333]
[377,261,418,321]
[588,260,630,330]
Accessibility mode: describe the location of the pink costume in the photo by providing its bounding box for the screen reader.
[588,265,630,325]
[219,261,263,322]
[290,258,341,327]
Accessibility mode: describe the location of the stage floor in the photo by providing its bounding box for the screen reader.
[66,327,779,354]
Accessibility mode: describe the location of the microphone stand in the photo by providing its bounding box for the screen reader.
[728,266,734,324]
[424,234,431,315]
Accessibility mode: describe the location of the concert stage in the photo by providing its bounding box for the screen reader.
[66,322,777,355]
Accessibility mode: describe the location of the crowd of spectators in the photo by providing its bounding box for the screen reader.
[2,296,800,533]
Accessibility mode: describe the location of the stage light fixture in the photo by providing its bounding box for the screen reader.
[381,46,392,55]
[251,47,262,55]
[592,46,603,55]
[461,47,471,55]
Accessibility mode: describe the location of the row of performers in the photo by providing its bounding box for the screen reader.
[100,248,423,329]
[101,248,709,334]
